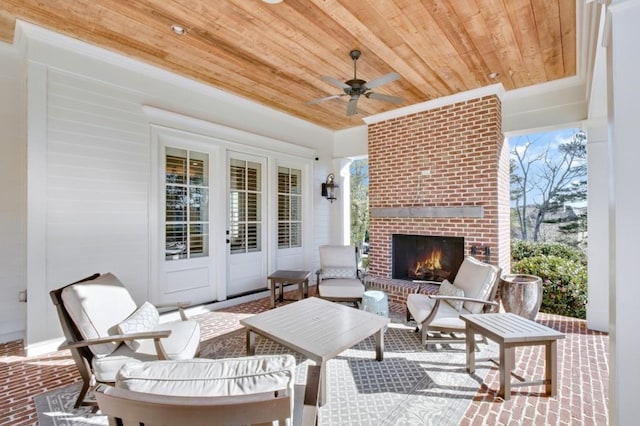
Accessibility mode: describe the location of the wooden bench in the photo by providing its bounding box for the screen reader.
[461,313,565,400]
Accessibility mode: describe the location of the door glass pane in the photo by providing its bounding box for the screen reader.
[247,193,260,222]
[278,167,289,193]
[290,169,301,195]
[291,195,301,221]
[278,223,289,248]
[230,224,246,254]
[291,222,301,247]
[166,187,187,222]
[278,194,289,220]
[166,224,187,260]
[189,151,208,186]
[190,188,208,222]
[247,162,261,191]
[247,223,261,252]
[190,224,209,257]
[166,148,187,184]
[230,159,245,190]
[230,191,246,222]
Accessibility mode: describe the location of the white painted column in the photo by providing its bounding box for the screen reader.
[586,122,608,332]
[339,159,352,246]
[607,1,640,423]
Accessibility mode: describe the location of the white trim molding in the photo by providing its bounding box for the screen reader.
[364,84,505,125]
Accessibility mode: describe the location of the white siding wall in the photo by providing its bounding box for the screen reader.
[45,70,150,302]
[0,44,27,342]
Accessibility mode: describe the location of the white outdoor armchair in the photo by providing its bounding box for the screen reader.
[316,244,365,307]
[50,272,201,408]
[406,256,501,348]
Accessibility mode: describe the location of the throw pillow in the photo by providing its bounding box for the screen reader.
[322,266,356,279]
[116,302,159,351]
[438,279,465,311]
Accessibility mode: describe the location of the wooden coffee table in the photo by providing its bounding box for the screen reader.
[240,297,390,406]
[461,312,565,400]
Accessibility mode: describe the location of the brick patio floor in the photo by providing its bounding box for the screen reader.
[0,286,609,425]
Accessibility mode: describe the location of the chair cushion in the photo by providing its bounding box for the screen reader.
[319,245,357,269]
[438,280,464,311]
[453,256,498,314]
[318,278,364,299]
[92,319,201,382]
[137,320,201,360]
[61,273,137,357]
[116,302,160,351]
[406,293,470,331]
[116,355,296,397]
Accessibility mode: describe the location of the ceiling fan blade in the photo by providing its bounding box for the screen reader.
[346,96,359,116]
[366,92,404,104]
[363,72,400,90]
[321,75,351,89]
[305,94,345,105]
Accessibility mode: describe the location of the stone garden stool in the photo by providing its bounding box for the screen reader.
[361,290,389,331]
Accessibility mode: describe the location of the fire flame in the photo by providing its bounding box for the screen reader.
[414,249,442,273]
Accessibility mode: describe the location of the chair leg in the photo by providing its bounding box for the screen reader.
[74,379,91,409]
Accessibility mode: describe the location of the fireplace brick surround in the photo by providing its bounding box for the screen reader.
[366,94,510,304]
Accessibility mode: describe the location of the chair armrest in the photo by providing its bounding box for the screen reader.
[428,294,499,307]
[357,269,368,286]
[154,302,191,321]
[412,279,441,293]
[59,330,172,350]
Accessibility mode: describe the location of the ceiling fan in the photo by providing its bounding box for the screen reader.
[307,49,404,116]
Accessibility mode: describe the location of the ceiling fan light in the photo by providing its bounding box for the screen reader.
[262,0,283,4]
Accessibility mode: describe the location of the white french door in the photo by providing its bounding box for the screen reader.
[154,131,220,305]
[227,152,267,296]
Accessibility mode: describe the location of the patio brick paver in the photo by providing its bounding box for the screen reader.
[0,286,609,425]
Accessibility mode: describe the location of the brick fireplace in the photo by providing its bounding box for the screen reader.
[365,94,510,304]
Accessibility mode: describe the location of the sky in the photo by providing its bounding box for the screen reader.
[508,127,585,206]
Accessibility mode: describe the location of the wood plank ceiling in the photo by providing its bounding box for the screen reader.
[0,0,576,130]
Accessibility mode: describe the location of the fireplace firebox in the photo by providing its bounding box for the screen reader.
[392,234,465,282]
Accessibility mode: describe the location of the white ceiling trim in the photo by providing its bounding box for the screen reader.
[363,83,505,125]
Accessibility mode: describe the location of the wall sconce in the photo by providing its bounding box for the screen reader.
[321,173,338,203]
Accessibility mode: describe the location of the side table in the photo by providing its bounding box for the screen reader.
[267,270,311,309]
[461,312,565,400]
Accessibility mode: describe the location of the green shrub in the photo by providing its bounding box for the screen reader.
[512,255,587,319]
[511,240,585,264]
